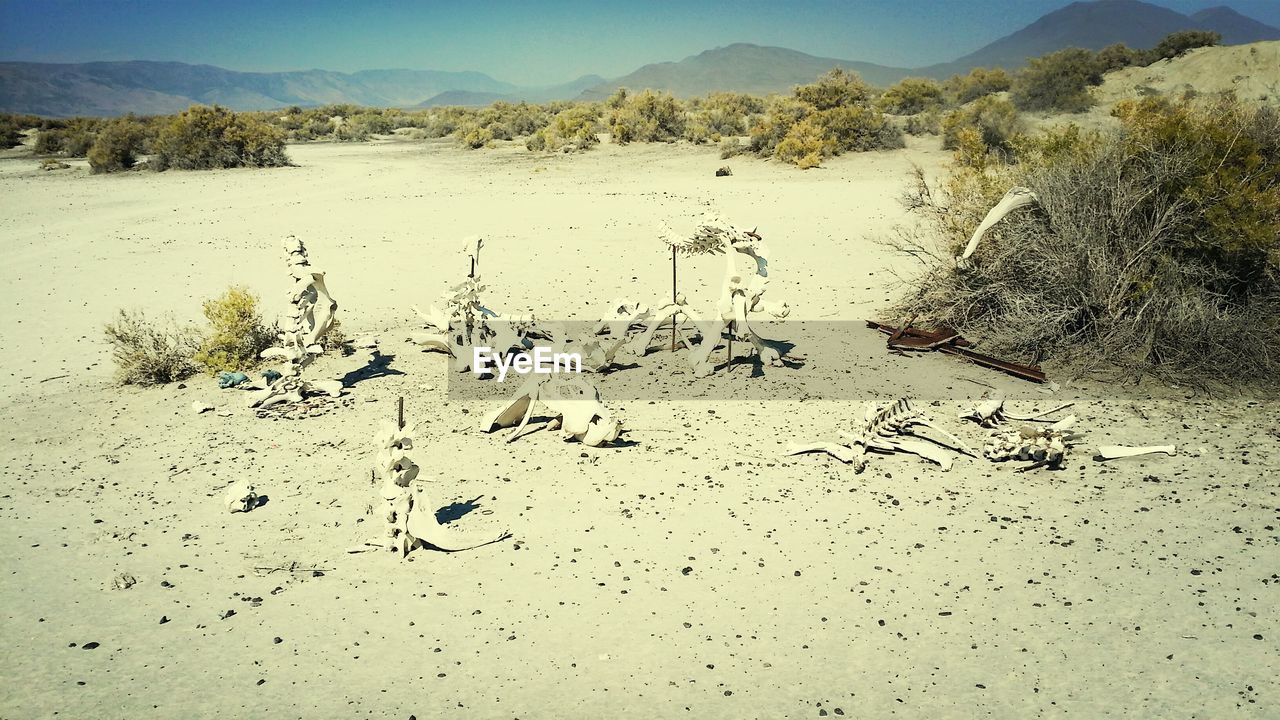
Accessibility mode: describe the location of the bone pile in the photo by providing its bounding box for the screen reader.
[786,397,974,472]
[983,416,1079,472]
[248,236,342,409]
[482,374,623,447]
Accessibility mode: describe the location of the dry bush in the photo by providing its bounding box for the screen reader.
[904,109,942,136]
[104,310,202,386]
[941,95,1025,157]
[887,97,1280,386]
[193,286,277,374]
[455,120,494,149]
[749,96,811,156]
[774,116,832,169]
[719,137,748,159]
[88,119,147,173]
[684,92,764,143]
[794,68,871,110]
[942,67,1012,106]
[607,89,685,144]
[151,105,289,170]
[526,105,600,152]
[877,77,944,115]
[1011,48,1103,112]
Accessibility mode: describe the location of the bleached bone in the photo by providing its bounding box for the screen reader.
[984,415,1078,471]
[1096,445,1176,460]
[224,481,258,513]
[683,220,792,376]
[372,420,505,556]
[958,187,1041,262]
[248,236,342,409]
[482,375,622,447]
[785,398,973,473]
[960,390,1074,427]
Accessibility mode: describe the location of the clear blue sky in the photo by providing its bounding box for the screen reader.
[2,0,1277,85]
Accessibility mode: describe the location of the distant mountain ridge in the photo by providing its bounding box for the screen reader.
[2,1,1277,116]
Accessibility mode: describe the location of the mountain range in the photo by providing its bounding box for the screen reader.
[2,0,1277,117]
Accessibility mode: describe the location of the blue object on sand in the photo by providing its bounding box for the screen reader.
[218,371,250,389]
[262,369,282,383]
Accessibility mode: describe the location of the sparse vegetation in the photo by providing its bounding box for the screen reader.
[1010,47,1103,112]
[150,105,289,170]
[104,310,202,386]
[941,95,1025,158]
[526,105,601,152]
[942,67,1012,106]
[890,95,1280,385]
[193,286,277,374]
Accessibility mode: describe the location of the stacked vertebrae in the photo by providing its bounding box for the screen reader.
[983,419,1075,469]
[375,420,421,556]
[250,236,340,408]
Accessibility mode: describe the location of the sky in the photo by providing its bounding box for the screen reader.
[2,0,1278,86]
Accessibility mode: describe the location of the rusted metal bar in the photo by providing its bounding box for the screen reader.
[865,320,1047,383]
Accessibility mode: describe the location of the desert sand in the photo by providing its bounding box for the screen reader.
[1,136,1276,718]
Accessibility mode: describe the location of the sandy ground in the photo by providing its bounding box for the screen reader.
[0,138,1276,718]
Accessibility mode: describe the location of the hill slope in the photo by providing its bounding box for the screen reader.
[578,44,910,99]
[919,0,1280,78]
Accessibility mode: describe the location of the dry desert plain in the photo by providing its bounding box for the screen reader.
[1,136,1277,718]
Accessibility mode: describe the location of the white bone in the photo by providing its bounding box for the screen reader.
[959,187,1041,262]
[1096,445,1176,460]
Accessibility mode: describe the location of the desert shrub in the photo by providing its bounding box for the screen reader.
[104,310,202,386]
[319,317,348,352]
[774,116,832,169]
[684,92,764,143]
[794,68,871,110]
[150,105,289,170]
[719,137,748,159]
[35,120,98,157]
[87,119,147,173]
[607,90,685,144]
[193,286,277,374]
[1096,43,1143,73]
[1148,30,1220,63]
[526,105,600,152]
[749,96,811,155]
[877,77,944,115]
[888,95,1280,385]
[0,118,22,149]
[817,106,904,152]
[942,67,1012,106]
[904,109,942,136]
[455,120,493,149]
[941,95,1025,157]
[1011,48,1103,112]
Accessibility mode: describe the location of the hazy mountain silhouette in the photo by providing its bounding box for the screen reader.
[2,1,1277,116]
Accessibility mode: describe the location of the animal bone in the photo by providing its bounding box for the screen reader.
[958,187,1041,263]
[786,398,974,472]
[482,375,623,447]
[959,390,1074,427]
[248,236,342,408]
[683,219,792,376]
[983,415,1078,471]
[1096,445,1176,460]
[372,420,505,556]
[224,481,258,513]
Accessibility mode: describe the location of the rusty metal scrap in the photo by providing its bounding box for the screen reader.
[865,320,1047,383]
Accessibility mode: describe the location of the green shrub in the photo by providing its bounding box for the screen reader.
[607,90,685,144]
[88,119,147,173]
[817,106,904,152]
[794,68,871,110]
[774,116,832,169]
[943,68,1012,106]
[877,78,944,115]
[150,105,289,170]
[1096,43,1143,73]
[456,121,494,149]
[104,310,202,386]
[35,121,97,157]
[0,119,22,149]
[941,95,1025,156]
[1148,30,1220,63]
[684,92,765,143]
[193,286,277,374]
[889,95,1280,385]
[1011,48,1103,112]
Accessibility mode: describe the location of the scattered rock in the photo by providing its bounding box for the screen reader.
[191,400,214,414]
[715,166,732,177]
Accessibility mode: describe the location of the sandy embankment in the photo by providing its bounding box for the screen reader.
[0,138,1274,718]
